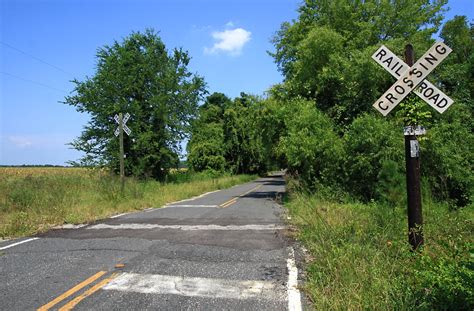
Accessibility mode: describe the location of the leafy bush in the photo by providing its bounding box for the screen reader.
[343,114,404,202]
[277,98,344,189]
[414,253,474,309]
[376,159,406,207]
[188,123,226,172]
[423,119,473,207]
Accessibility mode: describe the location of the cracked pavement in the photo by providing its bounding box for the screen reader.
[0,174,300,310]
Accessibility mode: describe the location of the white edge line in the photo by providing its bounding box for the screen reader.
[0,237,39,251]
[109,188,223,218]
[110,212,131,219]
[287,247,302,311]
[164,189,221,205]
[52,224,87,229]
[163,205,219,208]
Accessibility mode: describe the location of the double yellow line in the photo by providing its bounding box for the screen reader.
[37,271,118,311]
[220,197,238,208]
[219,184,262,208]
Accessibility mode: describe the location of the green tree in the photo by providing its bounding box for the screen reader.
[188,92,270,175]
[277,98,344,189]
[187,93,230,172]
[64,29,206,179]
[223,93,267,174]
[438,15,474,118]
[270,0,447,125]
[343,114,404,202]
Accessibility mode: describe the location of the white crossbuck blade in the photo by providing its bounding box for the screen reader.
[123,112,130,124]
[113,113,132,136]
[123,125,131,136]
[115,125,131,137]
[114,113,131,125]
[372,42,452,116]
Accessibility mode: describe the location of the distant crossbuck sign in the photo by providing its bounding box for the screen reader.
[372,42,453,116]
[114,113,131,137]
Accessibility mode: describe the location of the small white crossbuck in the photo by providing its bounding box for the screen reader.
[114,113,131,137]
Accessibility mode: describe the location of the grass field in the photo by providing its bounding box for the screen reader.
[285,191,473,310]
[0,167,255,238]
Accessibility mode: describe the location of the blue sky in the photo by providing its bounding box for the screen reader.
[1,0,473,165]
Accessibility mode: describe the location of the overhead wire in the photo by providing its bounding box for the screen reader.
[0,41,73,76]
[0,41,74,93]
[0,71,68,93]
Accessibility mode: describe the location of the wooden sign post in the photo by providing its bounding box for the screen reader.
[114,112,131,193]
[371,42,453,250]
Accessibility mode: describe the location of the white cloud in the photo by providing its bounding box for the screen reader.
[4,134,72,149]
[205,27,251,56]
[191,25,212,33]
[8,136,33,148]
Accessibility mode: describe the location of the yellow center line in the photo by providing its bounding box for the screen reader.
[241,184,262,196]
[37,271,107,311]
[220,198,237,208]
[219,184,263,208]
[58,273,118,311]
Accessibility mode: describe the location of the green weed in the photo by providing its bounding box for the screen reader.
[286,193,473,310]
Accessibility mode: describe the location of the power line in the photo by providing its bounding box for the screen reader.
[0,41,73,76]
[0,71,69,93]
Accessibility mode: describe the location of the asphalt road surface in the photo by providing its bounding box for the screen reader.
[0,173,302,310]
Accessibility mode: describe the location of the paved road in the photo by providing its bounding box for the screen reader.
[0,174,302,310]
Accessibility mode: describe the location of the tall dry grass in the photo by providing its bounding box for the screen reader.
[0,167,254,238]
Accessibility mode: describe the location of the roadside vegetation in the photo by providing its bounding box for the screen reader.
[183,1,472,309]
[285,186,473,310]
[0,167,254,238]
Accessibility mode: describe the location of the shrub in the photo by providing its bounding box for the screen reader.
[414,253,474,309]
[277,98,344,189]
[376,159,406,207]
[423,120,473,207]
[187,123,226,172]
[343,114,404,202]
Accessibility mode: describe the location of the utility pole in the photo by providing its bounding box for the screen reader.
[404,44,423,250]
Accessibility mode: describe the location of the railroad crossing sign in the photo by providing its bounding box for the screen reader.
[372,42,452,116]
[113,112,131,193]
[114,112,131,136]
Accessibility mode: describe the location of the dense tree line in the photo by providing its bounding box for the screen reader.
[187,92,269,175]
[66,1,472,207]
[188,1,472,207]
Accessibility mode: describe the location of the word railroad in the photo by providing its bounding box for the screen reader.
[372,42,453,116]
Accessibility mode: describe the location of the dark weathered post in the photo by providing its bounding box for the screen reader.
[119,112,125,193]
[371,42,453,250]
[404,44,423,250]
